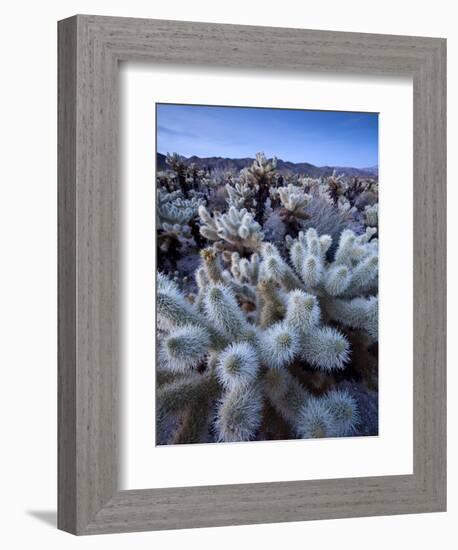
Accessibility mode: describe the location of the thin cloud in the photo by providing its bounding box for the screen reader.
[157,125,197,139]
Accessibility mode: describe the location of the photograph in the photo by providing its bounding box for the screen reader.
[155,103,379,445]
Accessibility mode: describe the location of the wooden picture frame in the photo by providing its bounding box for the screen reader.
[58,14,446,535]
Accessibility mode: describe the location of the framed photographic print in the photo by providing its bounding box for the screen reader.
[58,15,446,534]
[154,103,379,446]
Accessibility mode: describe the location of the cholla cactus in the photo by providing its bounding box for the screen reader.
[156,222,374,444]
[359,181,378,206]
[273,184,311,231]
[296,397,336,438]
[215,383,263,442]
[364,203,378,228]
[216,342,259,390]
[156,152,378,445]
[263,368,308,424]
[276,184,311,215]
[157,189,202,230]
[198,205,264,259]
[225,179,255,210]
[325,170,346,204]
[157,189,204,266]
[160,325,211,372]
[299,175,322,194]
[337,196,357,216]
[296,388,360,438]
[247,152,278,224]
[325,295,378,342]
[227,251,260,286]
[282,227,378,339]
[298,189,363,246]
[157,170,178,193]
[344,177,370,205]
[248,152,277,180]
[325,389,360,436]
[156,372,220,444]
[166,152,188,197]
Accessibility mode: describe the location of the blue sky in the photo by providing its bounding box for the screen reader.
[156,104,378,168]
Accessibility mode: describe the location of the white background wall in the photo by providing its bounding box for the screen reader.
[0,1,454,548]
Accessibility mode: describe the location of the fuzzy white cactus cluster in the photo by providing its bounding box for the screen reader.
[364,202,378,228]
[156,225,375,444]
[225,172,258,210]
[226,181,253,209]
[248,152,278,180]
[286,227,378,340]
[157,189,203,235]
[156,150,378,445]
[275,184,312,220]
[198,205,264,259]
[156,189,206,265]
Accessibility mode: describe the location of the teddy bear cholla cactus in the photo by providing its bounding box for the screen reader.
[271,178,363,245]
[156,227,373,444]
[246,152,278,224]
[364,202,378,228]
[198,204,264,261]
[225,172,257,210]
[321,170,346,204]
[157,189,202,233]
[221,225,378,354]
[226,180,253,209]
[248,152,278,180]
[271,184,312,231]
[157,276,356,444]
[165,152,189,197]
[283,227,379,341]
[276,184,311,215]
[156,189,204,264]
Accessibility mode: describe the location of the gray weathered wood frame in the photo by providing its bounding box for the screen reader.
[58,14,446,535]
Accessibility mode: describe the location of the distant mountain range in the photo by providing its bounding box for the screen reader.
[157,152,378,179]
